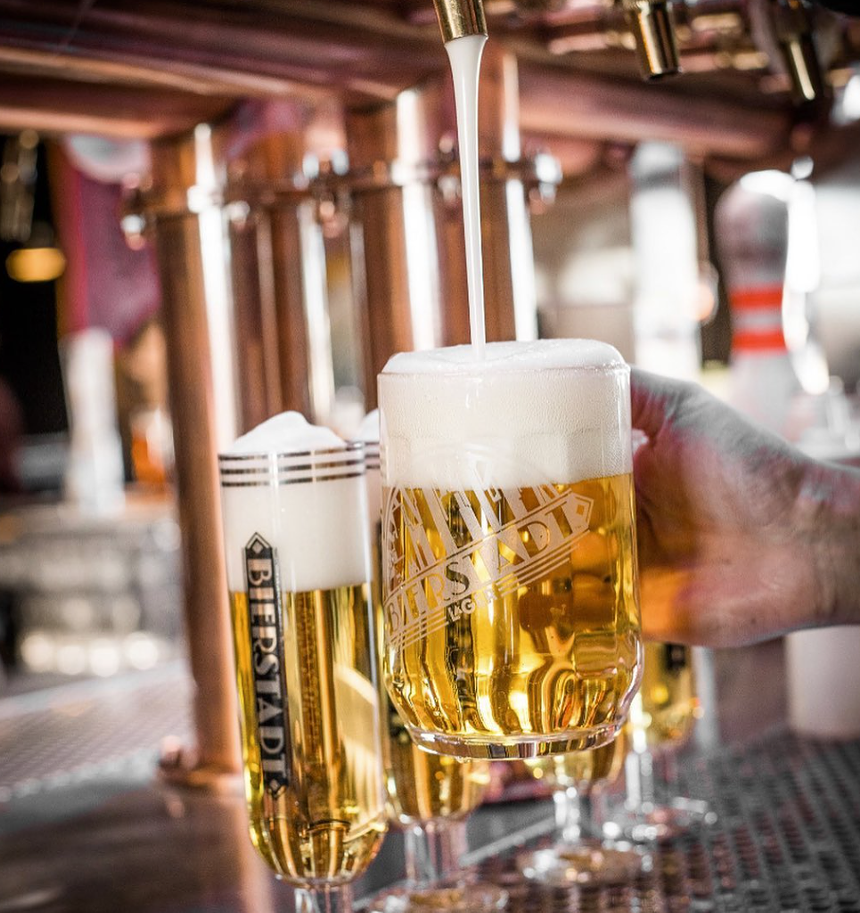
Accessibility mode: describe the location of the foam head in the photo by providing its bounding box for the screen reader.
[219,412,370,593]
[227,410,345,455]
[354,410,381,529]
[357,409,380,446]
[379,339,632,489]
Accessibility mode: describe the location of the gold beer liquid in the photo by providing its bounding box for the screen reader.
[230,586,387,885]
[372,528,492,826]
[526,726,629,791]
[383,706,491,824]
[382,474,641,759]
[634,642,700,749]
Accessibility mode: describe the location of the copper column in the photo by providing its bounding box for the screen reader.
[145,124,241,784]
[226,110,336,429]
[345,79,449,409]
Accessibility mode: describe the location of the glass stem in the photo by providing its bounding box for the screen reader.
[661,747,679,789]
[554,786,586,844]
[625,747,657,811]
[404,818,466,886]
[294,884,353,913]
[581,785,607,839]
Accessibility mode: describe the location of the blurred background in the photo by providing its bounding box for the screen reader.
[0,0,858,822]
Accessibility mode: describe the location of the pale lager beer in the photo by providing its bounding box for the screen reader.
[630,642,700,749]
[360,412,492,826]
[527,726,629,791]
[219,414,387,885]
[378,340,642,759]
[383,706,491,824]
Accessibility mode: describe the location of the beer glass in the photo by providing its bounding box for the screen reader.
[359,413,507,913]
[607,642,715,842]
[378,339,642,760]
[519,729,643,885]
[219,416,388,913]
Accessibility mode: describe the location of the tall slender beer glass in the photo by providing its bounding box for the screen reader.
[609,642,715,842]
[378,339,642,760]
[219,413,388,913]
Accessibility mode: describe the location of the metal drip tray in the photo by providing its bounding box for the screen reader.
[469,733,860,913]
[0,663,857,912]
[0,663,192,801]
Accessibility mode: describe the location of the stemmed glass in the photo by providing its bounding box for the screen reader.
[219,425,389,913]
[367,712,508,913]
[605,642,716,843]
[518,729,645,885]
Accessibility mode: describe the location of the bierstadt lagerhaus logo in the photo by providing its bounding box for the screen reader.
[244,533,291,798]
[382,485,593,651]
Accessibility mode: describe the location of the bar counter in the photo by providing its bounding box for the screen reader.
[0,659,858,913]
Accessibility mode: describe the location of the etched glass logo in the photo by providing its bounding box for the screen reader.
[382,485,594,651]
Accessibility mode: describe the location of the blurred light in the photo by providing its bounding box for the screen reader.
[124,632,161,670]
[839,73,860,123]
[6,247,66,283]
[20,632,55,672]
[791,156,814,181]
[739,169,793,202]
[56,642,87,675]
[89,638,121,677]
[785,179,820,294]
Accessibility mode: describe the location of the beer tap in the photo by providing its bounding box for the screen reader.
[769,0,826,104]
[618,0,682,80]
[431,0,487,42]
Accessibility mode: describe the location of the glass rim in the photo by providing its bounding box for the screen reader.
[218,440,364,463]
[219,441,366,488]
[378,362,630,383]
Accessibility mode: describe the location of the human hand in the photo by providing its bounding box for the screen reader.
[630,368,860,647]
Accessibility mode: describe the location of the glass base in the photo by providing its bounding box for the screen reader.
[604,797,717,843]
[518,838,646,886]
[367,879,508,913]
[407,721,625,761]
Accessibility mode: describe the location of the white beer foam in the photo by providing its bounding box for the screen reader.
[379,340,632,489]
[357,409,380,445]
[220,412,370,594]
[356,410,381,528]
[227,410,344,454]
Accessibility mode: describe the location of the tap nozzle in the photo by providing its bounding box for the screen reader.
[622,0,681,80]
[771,0,825,104]
[432,0,487,43]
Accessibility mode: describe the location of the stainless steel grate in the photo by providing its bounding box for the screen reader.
[0,663,192,801]
[469,732,860,913]
[0,662,857,913]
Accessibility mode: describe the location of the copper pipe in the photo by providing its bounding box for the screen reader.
[0,0,810,159]
[345,79,450,408]
[225,106,340,425]
[479,43,538,342]
[517,62,792,159]
[146,126,242,787]
[226,206,284,433]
